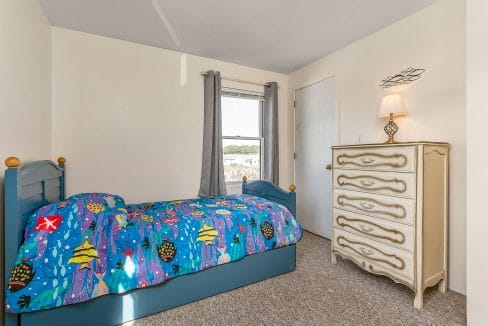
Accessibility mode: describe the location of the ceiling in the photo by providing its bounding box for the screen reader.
[39,0,435,74]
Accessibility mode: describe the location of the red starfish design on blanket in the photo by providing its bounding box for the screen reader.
[34,215,62,232]
[122,245,135,257]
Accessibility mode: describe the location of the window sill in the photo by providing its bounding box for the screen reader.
[226,182,242,195]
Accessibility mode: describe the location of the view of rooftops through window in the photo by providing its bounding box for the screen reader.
[221,96,262,183]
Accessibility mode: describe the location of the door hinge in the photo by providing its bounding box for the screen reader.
[293,100,296,108]
[293,153,296,159]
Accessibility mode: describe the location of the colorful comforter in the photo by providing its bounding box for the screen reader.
[6,193,302,313]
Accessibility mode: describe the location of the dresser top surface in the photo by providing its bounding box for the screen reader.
[332,141,450,149]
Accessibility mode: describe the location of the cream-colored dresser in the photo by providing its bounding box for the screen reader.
[330,142,449,309]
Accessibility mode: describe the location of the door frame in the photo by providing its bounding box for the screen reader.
[293,75,339,238]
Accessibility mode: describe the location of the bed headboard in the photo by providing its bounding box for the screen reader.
[4,157,66,308]
[241,177,296,216]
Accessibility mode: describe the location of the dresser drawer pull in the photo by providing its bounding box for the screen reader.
[337,195,407,220]
[359,224,374,233]
[360,247,374,256]
[337,236,405,270]
[360,157,376,164]
[337,175,407,193]
[360,202,375,209]
[336,152,408,169]
[360,180,375,187]
[336,215,406,244]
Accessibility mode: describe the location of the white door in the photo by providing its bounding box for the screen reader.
[294,77,336,239]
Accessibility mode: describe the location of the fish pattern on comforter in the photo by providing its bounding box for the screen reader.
[6,193,302,313]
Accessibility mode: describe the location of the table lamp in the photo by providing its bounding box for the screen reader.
[379,94,405,144]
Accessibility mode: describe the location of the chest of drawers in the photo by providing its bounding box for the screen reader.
[331,142,449,309]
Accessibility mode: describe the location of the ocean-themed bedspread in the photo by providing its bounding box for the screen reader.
[6,193,302,313]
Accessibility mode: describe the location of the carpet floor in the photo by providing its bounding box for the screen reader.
[126,232,466,326]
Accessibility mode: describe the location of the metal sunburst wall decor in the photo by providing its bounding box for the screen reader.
[380,67,426,88]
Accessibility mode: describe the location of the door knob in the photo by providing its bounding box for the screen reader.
[326,164,332,171]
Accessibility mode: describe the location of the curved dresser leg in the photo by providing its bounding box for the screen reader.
[438,278,447,293]
[331,252,337,265]
[414,290,424,309]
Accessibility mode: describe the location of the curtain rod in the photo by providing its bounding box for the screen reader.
[200,72,273,88]
[222,86,264,95]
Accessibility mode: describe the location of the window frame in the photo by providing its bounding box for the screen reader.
[221,93,264,186]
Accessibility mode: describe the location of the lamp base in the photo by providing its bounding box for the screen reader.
[384,113,399,144]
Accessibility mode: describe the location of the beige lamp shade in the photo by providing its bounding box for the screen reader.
[379,94,405,118]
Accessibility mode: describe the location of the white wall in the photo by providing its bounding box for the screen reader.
[466,0,488,323]
[289,0,466,294]
[0,0,52,317]
[0,2,52,167]
[51,28,291,204]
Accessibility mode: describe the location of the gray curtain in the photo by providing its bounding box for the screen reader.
[199,70,226,197]
[263,82,279,184]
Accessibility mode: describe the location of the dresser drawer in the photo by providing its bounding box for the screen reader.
[333,209,414,252]
[333,189,415,225]
[333,146,416,172]
[333,229,414,280]
[333,169,416,198]
[333,245,414,289]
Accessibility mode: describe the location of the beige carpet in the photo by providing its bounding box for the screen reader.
[126,232,466,326]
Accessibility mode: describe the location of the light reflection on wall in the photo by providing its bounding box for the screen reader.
[180,54,187,87]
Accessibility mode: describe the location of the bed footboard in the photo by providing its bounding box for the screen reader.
[241,177,296,216]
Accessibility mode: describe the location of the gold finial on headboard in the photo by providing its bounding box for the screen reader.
[57,157,66,164]
[242,176,248,183]
[5,157,21,168]
[289,184,296,192]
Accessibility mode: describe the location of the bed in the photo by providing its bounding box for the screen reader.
[4,157,300,326]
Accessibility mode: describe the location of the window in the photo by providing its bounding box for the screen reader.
[221,95,263,183]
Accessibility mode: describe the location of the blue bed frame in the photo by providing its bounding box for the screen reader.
[4,158,298,326]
